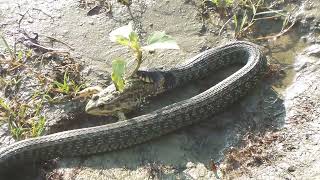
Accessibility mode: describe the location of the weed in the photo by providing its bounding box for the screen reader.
[0,98,46,140]
[108,22,179,91]
[1,34,15,60]
[31,115,46,137]
[52,71,85,97]
[232,0,286,38]
[202,0,296,39]
[1,33,83,140]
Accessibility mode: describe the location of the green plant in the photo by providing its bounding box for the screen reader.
[1,34,15,60]
[111,58,127,91]
[1,34,33,71]
[31,116,46,137]
[30,102,46,137]
[0,97,47,140]
[220,0,293,39]
[52,71,85,97]
[9,121,26,140]
[109,22,179,92]
[53,72,71,94]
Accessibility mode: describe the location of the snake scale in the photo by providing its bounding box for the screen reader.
[0,41,267,174]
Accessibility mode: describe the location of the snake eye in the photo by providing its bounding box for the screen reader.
[92,95,99,101]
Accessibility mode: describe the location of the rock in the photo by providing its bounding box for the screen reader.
[288,165,296,172]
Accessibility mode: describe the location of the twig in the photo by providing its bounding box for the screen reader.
[22,40,69,53]
[43,35,75,51]
[253,15,282,21]
[219,16,233,36]
[31,8,54,20]
[17,10,29,28]
[17,8,53,29]
[18,30,69,52]
[8,63,24,72]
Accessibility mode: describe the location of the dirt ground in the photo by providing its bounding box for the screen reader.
[0,0,320,179]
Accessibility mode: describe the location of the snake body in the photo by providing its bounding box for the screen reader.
[0,41,267,174]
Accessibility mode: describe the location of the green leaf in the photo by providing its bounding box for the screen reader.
[211,0,218,6]
[142,31,179,51]
[226,0,233,6]
[240,11,248,31]
[251,1,256,15]
[129,31,140,51]
[146,31,169,44]
[111,58,127,92]
[17,51,23,61]
[1,35,15,60]
[233,14,238,31]
[129,31,139,43]
[26,49,32,58]
[116,35,130,46]
[18,105,27,119]
[32,116,46,137]
[0,98,10,111]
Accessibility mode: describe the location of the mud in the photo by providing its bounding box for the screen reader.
[0,0,320,179]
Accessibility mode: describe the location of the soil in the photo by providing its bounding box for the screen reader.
[0,0,320,179]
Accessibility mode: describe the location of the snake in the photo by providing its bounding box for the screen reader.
[0,41,267,175]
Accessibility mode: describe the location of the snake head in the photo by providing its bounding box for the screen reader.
[85,79,151,116]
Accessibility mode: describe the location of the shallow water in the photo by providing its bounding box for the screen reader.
[0,0,312,179]
[267,30,307,94]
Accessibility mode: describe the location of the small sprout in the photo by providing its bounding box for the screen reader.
[0,98,10,112]
[31,116,46,137]
[0,34,15,60]
[108,22,179,92]
[26,49,32,58]
[9,121,26,140]
[52,72,85,98]
[240,11,248,32]
[116,36,130,46]
[53,72,70,94]
[111,58,127,92]
[17,51,24,61]
[128,31,140,51]
[1,97,47,140]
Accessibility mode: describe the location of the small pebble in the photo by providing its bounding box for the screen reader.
[288,165,296,172]
[89,20,94,25]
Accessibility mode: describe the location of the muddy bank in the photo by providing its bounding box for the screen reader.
[0,0,319,179]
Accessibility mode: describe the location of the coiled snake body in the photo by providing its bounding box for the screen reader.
[0,41,267,174]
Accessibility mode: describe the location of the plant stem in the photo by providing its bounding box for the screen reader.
[1,35,15,60]
[130,50,142,77]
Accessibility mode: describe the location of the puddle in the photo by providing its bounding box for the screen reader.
[267,29,307,94]
[0,0,314,179]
